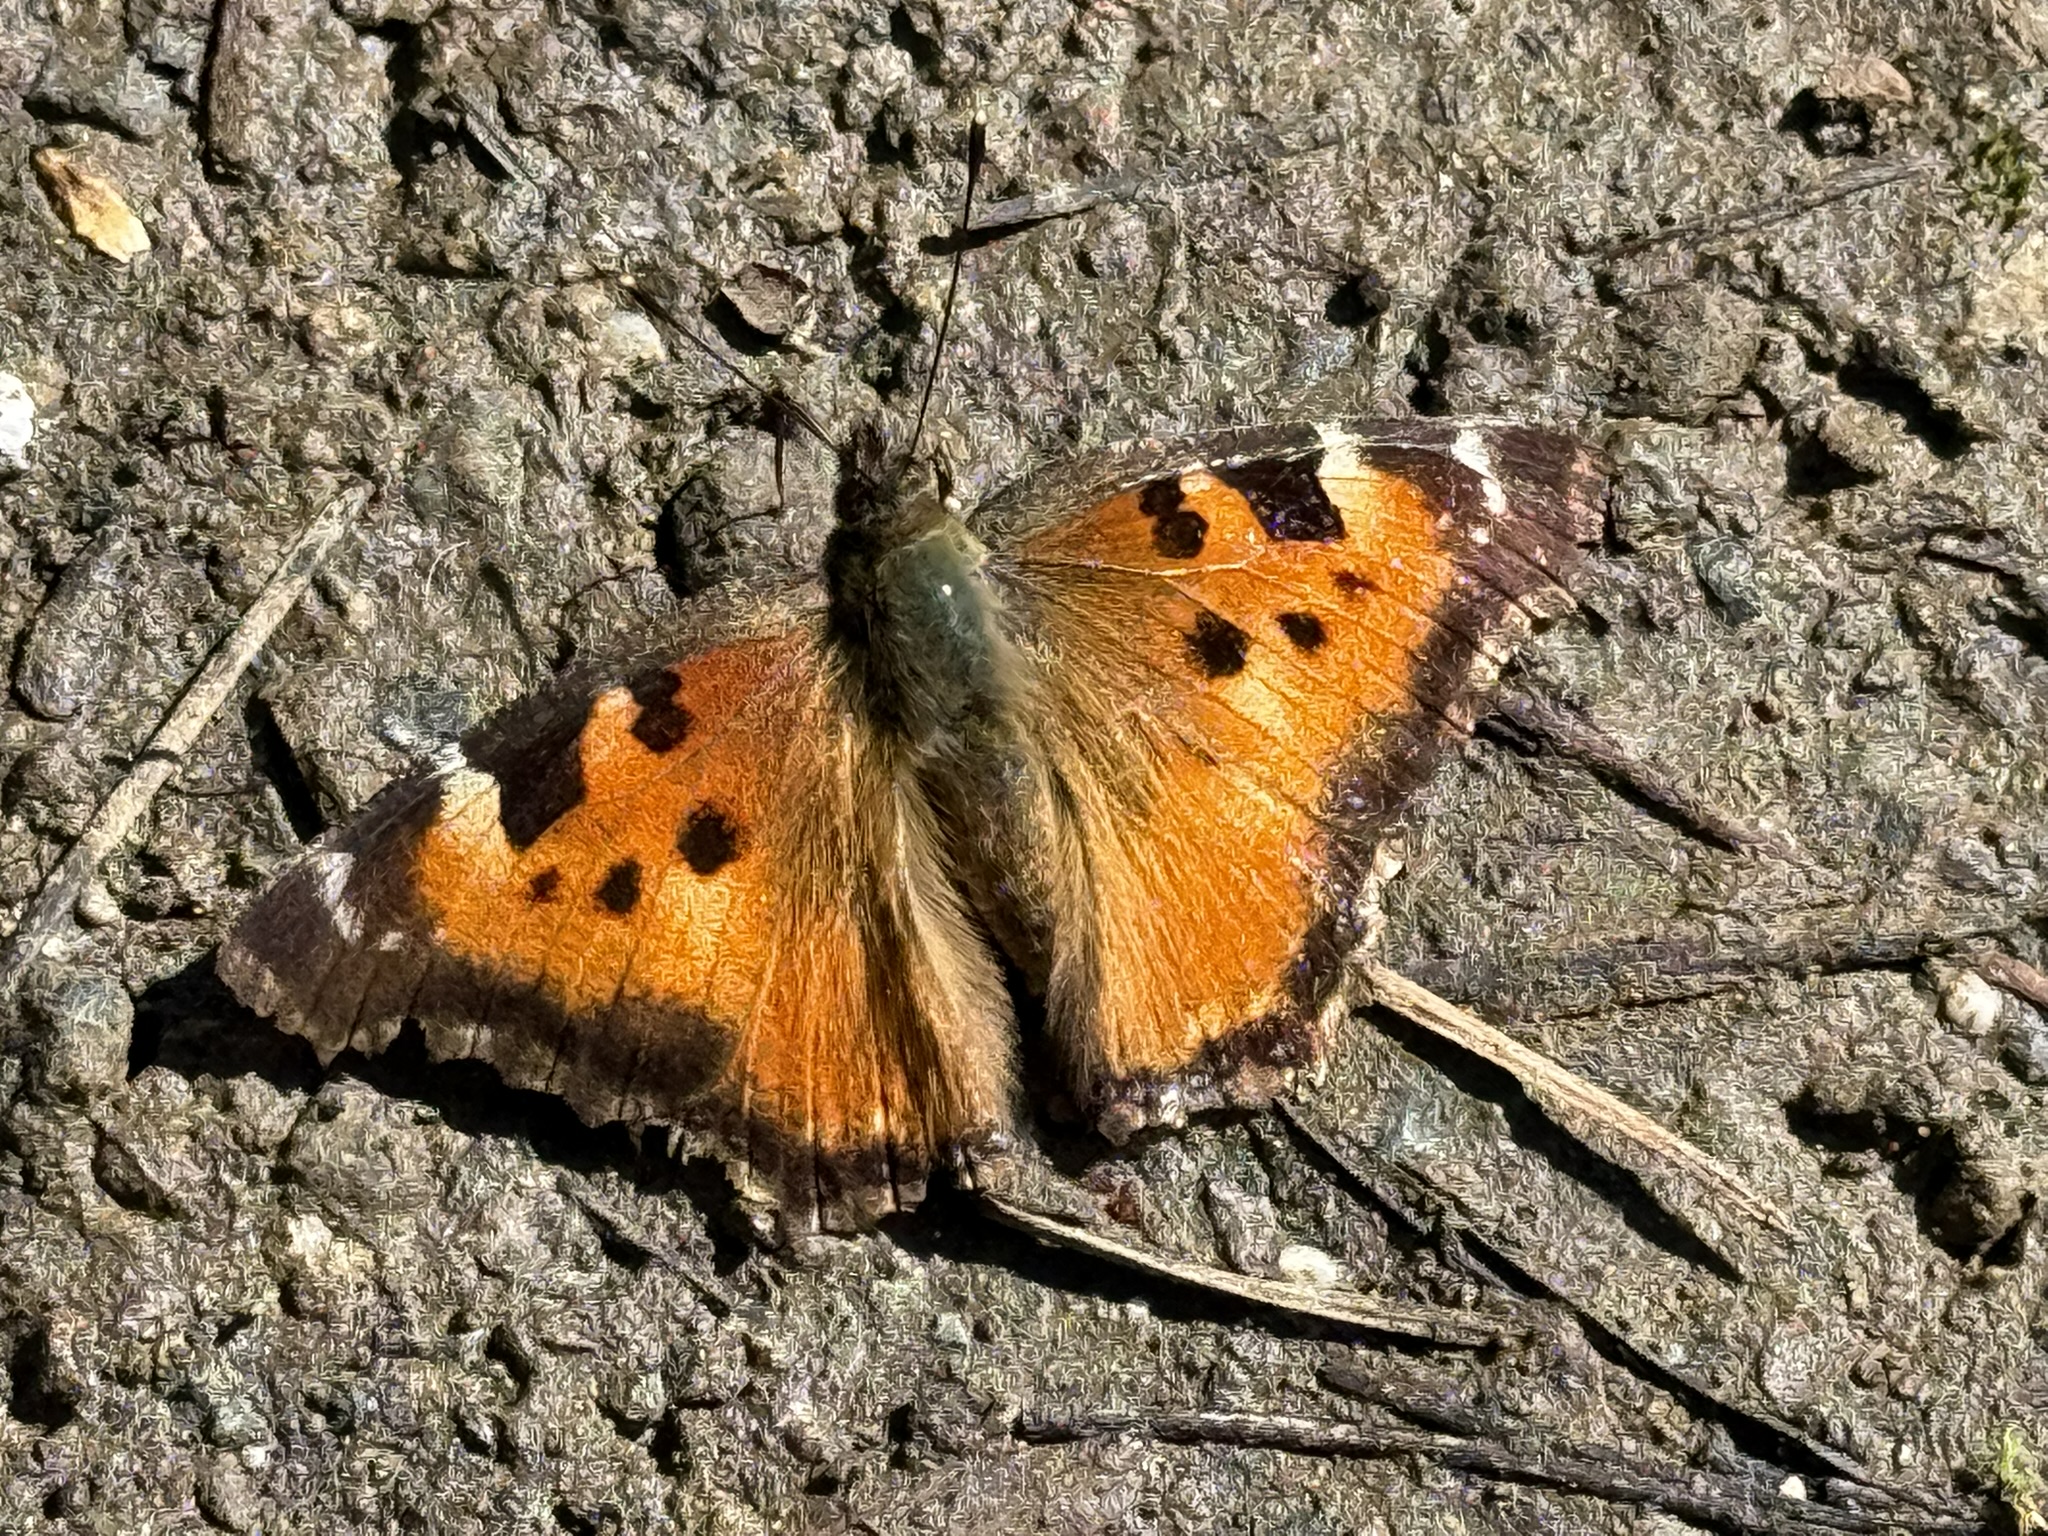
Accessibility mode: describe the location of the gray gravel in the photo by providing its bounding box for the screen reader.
[3,0,2047,1530]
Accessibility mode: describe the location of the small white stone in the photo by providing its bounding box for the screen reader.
[1777,1474,1808,1502]
[1939,968,2004,1037]
[73,880,121,928]
[1971,229,2048,352]
[286,1213,335,1258]
[0,372,32,471]
[596,309,665,370]
[1274,1243,1345,1286]
[34,148,151,262]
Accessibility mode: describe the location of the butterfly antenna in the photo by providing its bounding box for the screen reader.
[908,115,987,463]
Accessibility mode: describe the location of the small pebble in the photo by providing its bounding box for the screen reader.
[1691,535,1761,623]
[1202,1174,1282,1274]
[594,309,664,371]
[0,372,33,470]
[1274,1243,1345,1286]
[74,881,122,928]
[196,1453,260,1533]
[1818,54,1914,107]
[12,529,131,721]
[721,262,809,338]
[19,967,133,1102]
[206,1396,273,1451]
[1939,968,2004,1037]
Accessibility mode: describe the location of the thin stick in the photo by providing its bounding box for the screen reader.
[622,278,837,451]
[1405,906,2048,1022]
[1014,1408,1981,1535]
[558,1178,737,1317]
[1280,1102,1940,1510]
[1358,963,1791,1235]
[962,123,1343,234]
[1594,154,1940,259]
[1487,691,1775,854]
[979,1193,1519,1348]
[0,483,366,998]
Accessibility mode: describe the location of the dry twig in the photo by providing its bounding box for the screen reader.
[1486,691,1777,854]
[961,125,1341,236]
[1407,908,2048,1020]
[979,1193,1519,1348]
[559,1178,738,1317]
[1973,948,2048,1013]
[1276,1103,1951,1514]
[1014,1407,1985,1534]
[1593,155,1941,259]
[0,483,366,1000]
[1356,962,1791,1235]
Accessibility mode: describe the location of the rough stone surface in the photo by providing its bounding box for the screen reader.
[2,1,2047,1531]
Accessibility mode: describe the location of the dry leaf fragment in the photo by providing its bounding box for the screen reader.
[1818,54,1915,108]
[32,148,152,264]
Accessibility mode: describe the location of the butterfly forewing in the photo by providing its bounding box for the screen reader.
[219,629,1014,1232]
[993,422,1604,1134]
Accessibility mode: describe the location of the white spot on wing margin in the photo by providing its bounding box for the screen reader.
[1315,421,1361,481]
[310,850,362,945]
[1452,427,1509,522]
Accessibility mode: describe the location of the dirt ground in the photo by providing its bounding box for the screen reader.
[2,0,2047,1530]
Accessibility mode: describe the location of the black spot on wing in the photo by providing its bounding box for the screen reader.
[679,806,741,875]
[627,667,693,753]
[527,868,560,903]
[1214,455,1345,542]
[1138,477,1209,558]
[462,687,593,850]
[1184,609,1251,678]
[1277,611,1327,651]
[596,859,642,913]
[1333,569,1380,597]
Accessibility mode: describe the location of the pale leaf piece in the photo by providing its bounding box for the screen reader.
[34,148,152,264]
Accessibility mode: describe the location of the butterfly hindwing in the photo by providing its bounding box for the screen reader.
[219,629,1015,1231]
[992,421,1604,1134]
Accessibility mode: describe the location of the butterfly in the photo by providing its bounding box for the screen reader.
[217,408,1604,1235]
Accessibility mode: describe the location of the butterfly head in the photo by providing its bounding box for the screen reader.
[832,418,951,543]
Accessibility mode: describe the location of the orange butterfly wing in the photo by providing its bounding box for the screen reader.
[219,630,1014,1230]
[997,424,1603,1133]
